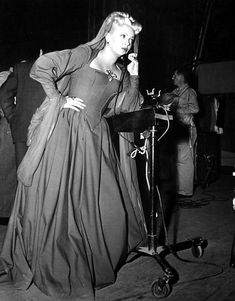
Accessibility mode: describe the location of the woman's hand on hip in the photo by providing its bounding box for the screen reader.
[63,96,86,112]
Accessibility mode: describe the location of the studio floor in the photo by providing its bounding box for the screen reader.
[0,167,235,301]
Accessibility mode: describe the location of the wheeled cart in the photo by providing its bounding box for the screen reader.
[110,107,208,299]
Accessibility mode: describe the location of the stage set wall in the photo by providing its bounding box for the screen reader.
[196,61,235,167]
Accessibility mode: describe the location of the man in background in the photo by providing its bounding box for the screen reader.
[171,67,199,197]
[0,49,46,167]
[0,67,17,220]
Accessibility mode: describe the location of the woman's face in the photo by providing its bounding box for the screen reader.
[106,23,135,56]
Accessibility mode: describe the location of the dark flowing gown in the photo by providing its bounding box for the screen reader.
[0,46,147,299]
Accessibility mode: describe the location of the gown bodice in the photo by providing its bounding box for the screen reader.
[68,64,120,130]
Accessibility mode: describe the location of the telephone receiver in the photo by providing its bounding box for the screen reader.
[120,36,139,69]
[120,47,134,68]
[120,55,130,69]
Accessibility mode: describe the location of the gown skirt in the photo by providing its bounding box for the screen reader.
[0,108,146,298]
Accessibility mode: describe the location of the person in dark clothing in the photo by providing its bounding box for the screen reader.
[0,68,17,219]
[0,52,46,167]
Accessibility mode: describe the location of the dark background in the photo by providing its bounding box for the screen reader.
[1,0,235,150]
[0,0,234,88]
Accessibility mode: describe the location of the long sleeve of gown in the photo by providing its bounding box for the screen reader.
[105,74,144,117]
[30,46,91,99]
[120,75,146,232]
[104,72,147,232]
[124,75,144,111]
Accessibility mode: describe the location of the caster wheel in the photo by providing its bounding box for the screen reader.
[192,245,204,258]
[151,279,171,299]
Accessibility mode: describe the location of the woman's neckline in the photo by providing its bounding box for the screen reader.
[88,63,122,81]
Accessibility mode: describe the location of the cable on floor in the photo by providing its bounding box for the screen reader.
[176,188,231,209]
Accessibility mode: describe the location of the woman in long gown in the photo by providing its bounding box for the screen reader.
[0,11,147,299]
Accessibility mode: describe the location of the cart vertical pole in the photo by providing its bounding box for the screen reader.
[148,125,158,252]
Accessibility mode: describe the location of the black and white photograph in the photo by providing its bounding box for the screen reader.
[0,0,235,300]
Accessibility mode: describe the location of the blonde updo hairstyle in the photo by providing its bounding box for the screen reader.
[105,12,142,35]
[85,11,142,56]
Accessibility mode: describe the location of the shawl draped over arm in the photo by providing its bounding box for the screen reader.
[17,46,91,186]
[104,74,146,228]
